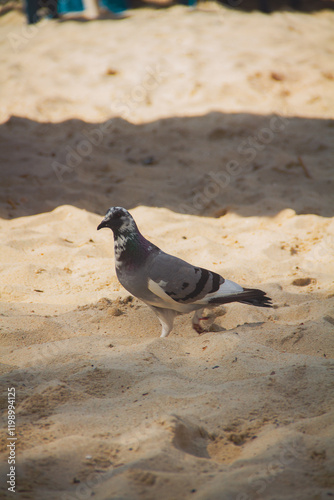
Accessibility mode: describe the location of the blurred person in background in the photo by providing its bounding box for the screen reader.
[25,0,128,23]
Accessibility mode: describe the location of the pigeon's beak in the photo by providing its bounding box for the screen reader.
[97,219,108,230]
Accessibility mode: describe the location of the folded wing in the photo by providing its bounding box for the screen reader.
[147,251,271,309]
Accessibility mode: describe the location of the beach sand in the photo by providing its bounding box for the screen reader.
[0,3,334,499]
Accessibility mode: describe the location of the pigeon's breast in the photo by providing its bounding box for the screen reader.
[114,235,127,269]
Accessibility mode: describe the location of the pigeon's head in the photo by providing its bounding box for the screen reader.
[97,207,136,234]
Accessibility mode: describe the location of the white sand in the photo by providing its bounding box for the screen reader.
[0,3,334,499]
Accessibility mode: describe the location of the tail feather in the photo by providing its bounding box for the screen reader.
[208,287,272,308]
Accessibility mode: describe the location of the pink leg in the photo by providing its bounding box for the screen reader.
[192,309,209,334]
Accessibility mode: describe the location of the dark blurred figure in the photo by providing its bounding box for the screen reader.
[26,0,59,23]
[225,0,301,12]
[259,0,301,12]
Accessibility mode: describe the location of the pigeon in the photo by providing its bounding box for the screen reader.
[97,207,272,337]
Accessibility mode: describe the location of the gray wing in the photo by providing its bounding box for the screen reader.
[147,251,224,304]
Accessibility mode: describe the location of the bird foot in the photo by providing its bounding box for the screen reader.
[192,323,205,334]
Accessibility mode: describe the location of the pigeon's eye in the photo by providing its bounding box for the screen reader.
[114,210,124,218]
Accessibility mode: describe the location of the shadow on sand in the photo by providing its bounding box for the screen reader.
[0,112,333,220]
